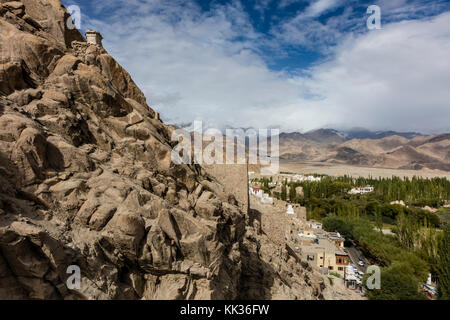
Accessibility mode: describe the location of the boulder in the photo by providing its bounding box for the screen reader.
[194,191,221,219]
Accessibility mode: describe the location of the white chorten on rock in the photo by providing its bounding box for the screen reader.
[286,204,294,215]
[85,30,103,47]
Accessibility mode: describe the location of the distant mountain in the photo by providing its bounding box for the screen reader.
[303,129,345,144]
[281,128,426,141]
[279,129,450,172]
[173,124,448,171]
[343,128,425,140]
[280,129,345,144]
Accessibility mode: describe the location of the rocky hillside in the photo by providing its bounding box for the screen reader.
[0,0,350,300]
[280,130,450,171]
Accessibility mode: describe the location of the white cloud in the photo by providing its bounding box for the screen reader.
[271,0,348,50]
[80,0,301,129]
[302,0,342,18]
[298,11,450,133]
[75,1,450,134]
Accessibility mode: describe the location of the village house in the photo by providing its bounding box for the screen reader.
[271,173,322,183]
[294,174,322,182]
[249,186,274,205]
[249,186,263,197]
[301,229,316,237]
[306,220,322,229]
[348,186,374,195]
[304,248,349,276]
[298,231,317,244]
[328,232,345,248]
[301,236,350,277]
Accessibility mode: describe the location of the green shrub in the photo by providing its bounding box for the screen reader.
[366,263,426,300]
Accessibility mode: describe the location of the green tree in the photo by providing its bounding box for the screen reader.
[437,225,450,299]
[289,183,297,202]
[375,208,384,232]
[322,216,352,239]
[262,179,270,195]
[281,182,287,201]
[366,201,379,216]
[366,263,426,300]
[395,212,419,250]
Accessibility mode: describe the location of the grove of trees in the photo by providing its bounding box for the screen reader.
[259,174,450,300]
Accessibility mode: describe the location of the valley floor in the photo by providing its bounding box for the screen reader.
[279,160,450,179]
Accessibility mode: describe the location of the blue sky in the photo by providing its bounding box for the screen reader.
[61,0,450,133]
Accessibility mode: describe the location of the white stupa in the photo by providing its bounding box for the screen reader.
[286,205,294,215]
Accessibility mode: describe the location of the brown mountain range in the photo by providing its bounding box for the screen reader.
[279,130,450,171]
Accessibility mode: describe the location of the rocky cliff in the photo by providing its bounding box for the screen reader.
[0,0,350,300]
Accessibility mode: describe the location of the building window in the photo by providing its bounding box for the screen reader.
[328,266,334,270]
[338,267,343,271]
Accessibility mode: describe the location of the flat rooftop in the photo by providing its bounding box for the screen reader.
[301,238,347,255]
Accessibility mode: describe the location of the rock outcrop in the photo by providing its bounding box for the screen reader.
[0,0,353,300]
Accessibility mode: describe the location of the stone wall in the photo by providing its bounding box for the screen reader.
[203,163,249,214]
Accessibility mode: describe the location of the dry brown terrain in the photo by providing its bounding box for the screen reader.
[279,131,450,172]
[279,160,450,179]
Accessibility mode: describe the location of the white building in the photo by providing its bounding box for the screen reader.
[249,186,263,198]
[278,174,322,183]
[250,186,273,204]
[349,186,374,195]
[85,30,103,47]
[260,193,274,205]
[306,221,322,229]
[390,200,406,206]
[291,174,322,182]
[298,233,317,240]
